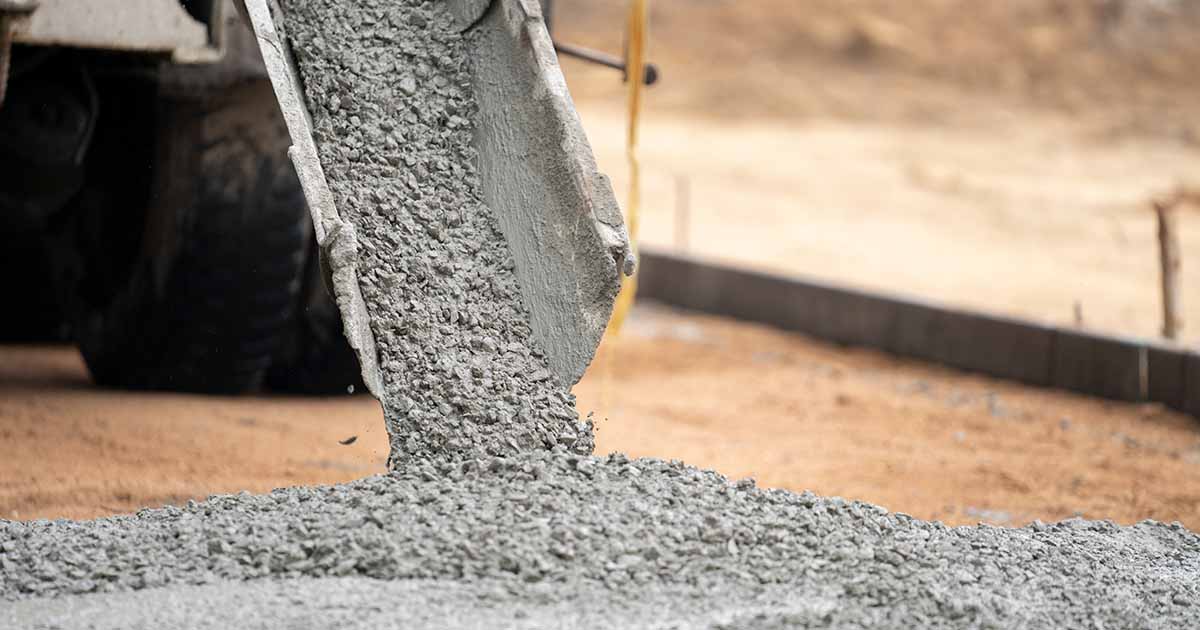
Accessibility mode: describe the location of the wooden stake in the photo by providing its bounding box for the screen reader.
[1154,199,1183,340]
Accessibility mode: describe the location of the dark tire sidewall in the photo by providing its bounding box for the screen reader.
[73,80,309,394]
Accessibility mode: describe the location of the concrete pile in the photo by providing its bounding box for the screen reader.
[5,452,1200,627]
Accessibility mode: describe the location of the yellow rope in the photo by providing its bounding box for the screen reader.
[606,0,647,338]
[596,0,647,418]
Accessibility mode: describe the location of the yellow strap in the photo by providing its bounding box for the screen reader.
[606,0,646,338]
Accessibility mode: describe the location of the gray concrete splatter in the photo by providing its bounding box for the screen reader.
[3,452,1199,627]
[279,0,593,465]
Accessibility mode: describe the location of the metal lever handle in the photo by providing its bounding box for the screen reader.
[553,40,659,86]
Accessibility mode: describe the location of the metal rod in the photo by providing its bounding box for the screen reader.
[553,40,659,86]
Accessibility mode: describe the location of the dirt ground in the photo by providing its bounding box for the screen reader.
[555,0,1200,343]
[4,305,1199,528]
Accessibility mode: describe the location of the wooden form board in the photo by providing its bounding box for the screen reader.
[637,249,1199,416]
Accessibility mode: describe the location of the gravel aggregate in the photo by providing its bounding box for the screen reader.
[282,0,593,466]
[4,452,1199,628]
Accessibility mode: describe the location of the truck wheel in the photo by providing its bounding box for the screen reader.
[0,51,91,343]
[71,79,307,394]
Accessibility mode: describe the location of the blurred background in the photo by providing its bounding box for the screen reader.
[3,0,1199,530]
[559,0,1200,340]
[570,0,1200,529]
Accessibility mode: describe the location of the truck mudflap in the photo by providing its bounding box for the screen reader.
[243,0,633,398]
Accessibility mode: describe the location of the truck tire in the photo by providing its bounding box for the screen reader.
[0,51,94,343]
[71,79,307,394]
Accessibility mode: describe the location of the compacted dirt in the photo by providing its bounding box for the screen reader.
[0,345,386,521]
[4,305,1198,528]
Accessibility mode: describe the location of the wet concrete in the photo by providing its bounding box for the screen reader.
[280,0,602,465]
[4,452,1199,627]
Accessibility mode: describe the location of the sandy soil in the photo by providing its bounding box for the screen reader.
[0,346,387,521]
[554,0,1200,343]
[4,305,1198,528]
[581,305,1200,529]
